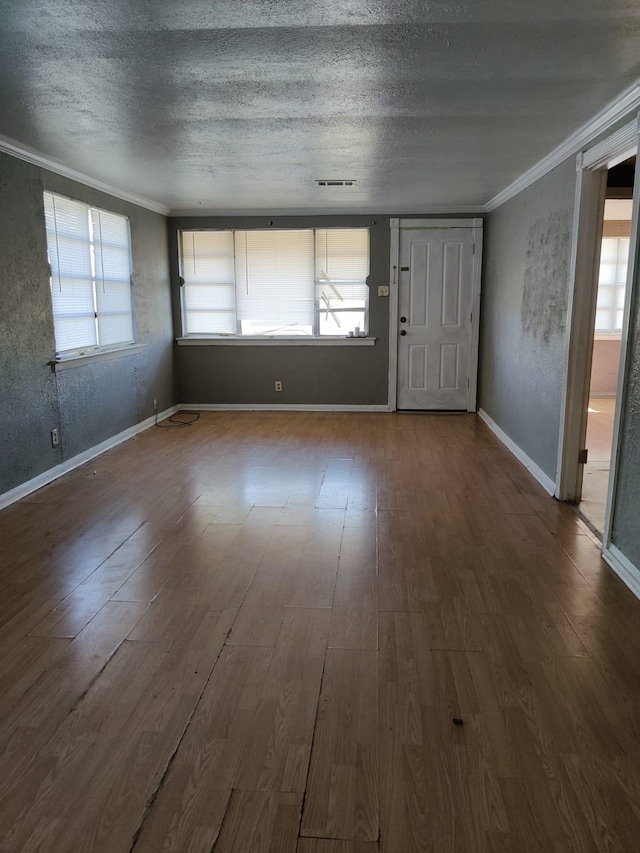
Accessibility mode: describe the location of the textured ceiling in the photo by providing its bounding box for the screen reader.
[1,0,640,213]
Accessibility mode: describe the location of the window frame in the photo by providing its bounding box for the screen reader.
[44,191,136,359]
[178,226,371,341]
[595,234,629,335]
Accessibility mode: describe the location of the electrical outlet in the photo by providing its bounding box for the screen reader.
[153,398,158,414]
[378,285,390,297]
[274,380,283,392]
[50,428,59,448]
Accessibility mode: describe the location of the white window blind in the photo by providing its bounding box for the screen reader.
[181,230,236,334]
[92,208,134,347]
[180,227,369,337]
[315,228,369,335]
[44,193,134,355]
[45,195,95,353]
[235,230,314,335]
[596,237,629,333]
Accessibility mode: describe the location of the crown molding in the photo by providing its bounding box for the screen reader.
[581,117,639,170]
[485,79,640,213]
[168,204,486,218]
[4,78,640,220]
[0,133,170,216]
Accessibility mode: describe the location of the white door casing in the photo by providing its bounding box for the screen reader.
[390,220,482,411]
[557,119,639,570]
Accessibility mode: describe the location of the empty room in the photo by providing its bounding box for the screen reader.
[1,2,640,851]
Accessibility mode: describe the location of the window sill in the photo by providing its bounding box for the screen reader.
[50,344,145,372]
[594,332,622,342]
[176,336,376,347]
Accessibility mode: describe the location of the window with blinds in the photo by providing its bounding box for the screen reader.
[315,228,369,335]
[44,192,134,356]
[180,227,369,337]
[596,237,629,333]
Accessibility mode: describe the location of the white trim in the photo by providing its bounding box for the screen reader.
[52,344,145,371]
[185,403,391,412]
[605,147,637,172]
[3,81,640,222]
[387,219,400,411]
[0,405,180,511]
[390,219,483,412]
[398,218,484,230]
[557,126,639,551]
[169,205,486,217]
[0,133,170,216]
[582,118,639,169]
[478,408,557,495]
[176,336,376,347]
[602,544,640,600]
[485,80,640,212]
[556,164,608,500]
[602,152,640,548]
[468,225,484,412]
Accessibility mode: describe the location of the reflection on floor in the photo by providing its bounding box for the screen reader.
[2,411,640,851]
[581,397,616,533]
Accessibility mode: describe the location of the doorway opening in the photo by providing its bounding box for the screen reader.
[581,158,636,533]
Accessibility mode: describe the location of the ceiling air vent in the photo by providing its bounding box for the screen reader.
[315,179,356,187]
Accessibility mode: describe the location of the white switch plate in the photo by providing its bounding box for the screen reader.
[378,285,390,297]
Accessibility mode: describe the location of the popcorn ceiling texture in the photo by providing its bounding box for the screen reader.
[2,1,640,212]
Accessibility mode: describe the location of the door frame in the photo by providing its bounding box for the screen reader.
[556,117,639,554]
[388,218,484,412]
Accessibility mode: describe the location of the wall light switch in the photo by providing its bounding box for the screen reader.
[378,285,390,297]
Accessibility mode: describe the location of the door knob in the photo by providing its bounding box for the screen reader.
[400,330,407,336]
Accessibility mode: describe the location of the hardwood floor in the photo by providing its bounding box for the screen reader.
[1,411,639,852]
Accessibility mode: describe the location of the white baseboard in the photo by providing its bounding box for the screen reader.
[602,544,640,600]
[185,403,392,412]
[478,408,557,495]
[0,405,179,511]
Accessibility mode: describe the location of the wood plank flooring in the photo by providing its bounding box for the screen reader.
[1,411,639,851]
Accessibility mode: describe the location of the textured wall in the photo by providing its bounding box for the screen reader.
[0,152,175,496]
[43,172,176,459]
[170,215,391,406]
[479,159,576,480]
[0,154,61,492]
[611,247,640,567]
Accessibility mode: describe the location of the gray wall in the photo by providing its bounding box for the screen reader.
[479,159,577,480]
[169,215,391,406]
[0,152,175,496]
[479,148,640,574]
[611,233,640,567]
[1,155,60,493]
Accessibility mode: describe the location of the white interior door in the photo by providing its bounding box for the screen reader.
[396,226,476,410]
